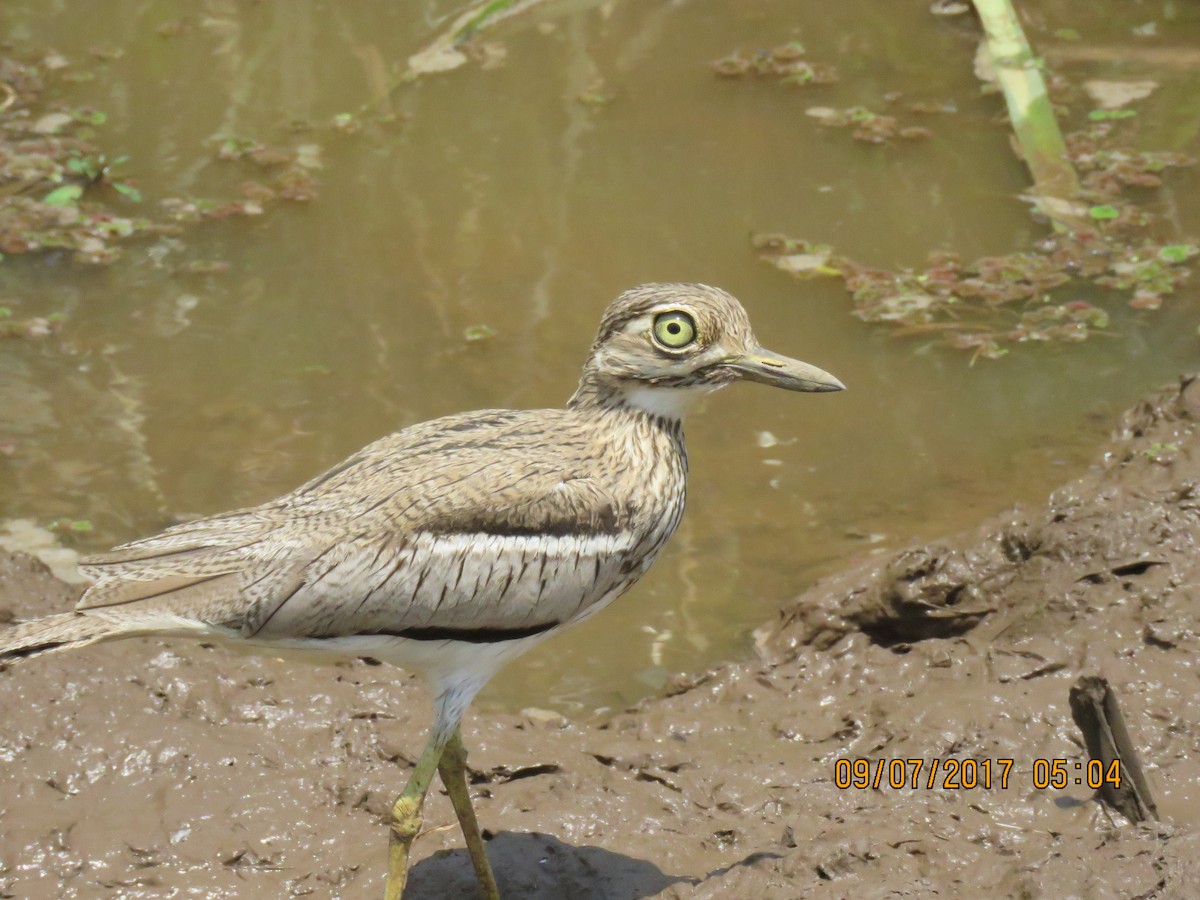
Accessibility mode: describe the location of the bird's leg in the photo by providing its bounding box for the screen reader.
[437,726,500,900]
[384,729,447,900]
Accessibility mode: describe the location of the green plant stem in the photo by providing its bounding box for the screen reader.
[973,0,1083,230]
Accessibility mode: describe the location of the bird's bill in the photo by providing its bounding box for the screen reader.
[725,348,845,393]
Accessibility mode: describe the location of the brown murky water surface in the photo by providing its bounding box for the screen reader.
[1,0,1198,726]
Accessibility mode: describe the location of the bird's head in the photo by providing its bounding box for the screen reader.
[570,283,844,419]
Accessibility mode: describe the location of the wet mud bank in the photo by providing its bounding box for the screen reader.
[3,376,1200,898]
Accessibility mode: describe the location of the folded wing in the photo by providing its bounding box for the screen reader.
[77,409,640,642]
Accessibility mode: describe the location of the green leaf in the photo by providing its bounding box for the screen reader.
[1088,204,1120,220]
[1087,109,1137,121]
[50,518,94,533]
[112,181,143,203]
[71,109,107,126]
[1159,244,1198,264]
[43,184,84,205]
[463,324,496,342]
[0,308,11,318]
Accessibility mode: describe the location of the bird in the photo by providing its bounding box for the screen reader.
[0,283,843,899]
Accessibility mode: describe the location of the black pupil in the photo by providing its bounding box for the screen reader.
[667,322,681,334]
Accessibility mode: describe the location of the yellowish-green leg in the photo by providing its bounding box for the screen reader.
[384,731,447,900]
[437,727,500,899]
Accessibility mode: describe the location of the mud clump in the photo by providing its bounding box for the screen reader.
[2,377,1200,897]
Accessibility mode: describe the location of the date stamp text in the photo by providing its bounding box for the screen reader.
[833,757,1123,791]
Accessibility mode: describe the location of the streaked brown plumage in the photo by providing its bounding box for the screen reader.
[0,283,843,899]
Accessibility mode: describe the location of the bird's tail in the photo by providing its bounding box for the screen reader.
[0,610,149,665]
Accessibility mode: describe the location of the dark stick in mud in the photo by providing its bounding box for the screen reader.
[1068,674,1159,824]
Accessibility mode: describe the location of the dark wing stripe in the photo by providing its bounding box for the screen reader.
[433,520,618,537]
[365,621,559,643]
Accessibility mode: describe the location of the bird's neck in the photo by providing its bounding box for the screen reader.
[566,386,690,512]
[567,374,711,422]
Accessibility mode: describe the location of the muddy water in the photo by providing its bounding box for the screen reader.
[1,1,1198,715]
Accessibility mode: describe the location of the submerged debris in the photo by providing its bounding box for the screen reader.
[713,41,837,86]
[747,52,1196,358]
[757,228,1196,362]
[0,55,164,265]
[805,106,933,144]
[1067,130,1189,194]
[404,0,560,79]
[0,50,320,270]
[0,310,65,340]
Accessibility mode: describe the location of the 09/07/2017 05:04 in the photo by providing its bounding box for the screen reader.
[833,757,1123,791]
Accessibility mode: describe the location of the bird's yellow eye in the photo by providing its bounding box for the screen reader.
[652,311,696,350]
